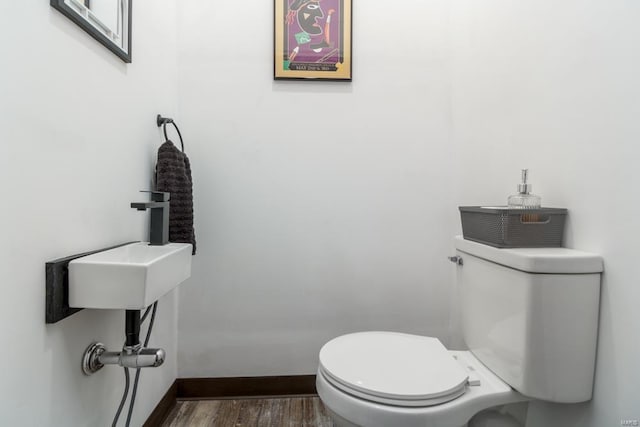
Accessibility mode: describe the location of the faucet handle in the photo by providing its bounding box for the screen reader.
[139,190,170,202]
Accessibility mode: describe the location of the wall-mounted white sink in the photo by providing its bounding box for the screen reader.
[69,242,192,310]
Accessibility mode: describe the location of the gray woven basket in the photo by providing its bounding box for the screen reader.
[459,206,568,248]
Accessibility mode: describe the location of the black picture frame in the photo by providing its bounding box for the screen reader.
[50,0,132,63]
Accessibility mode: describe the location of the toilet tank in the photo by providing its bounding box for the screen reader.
[454,236,603,403]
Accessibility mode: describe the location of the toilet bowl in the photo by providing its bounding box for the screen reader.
[317,237,604,427]
[316,332,527,427]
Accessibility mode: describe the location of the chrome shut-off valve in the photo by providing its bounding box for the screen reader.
[82,342,165,375]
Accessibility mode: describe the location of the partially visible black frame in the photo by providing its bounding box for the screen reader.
[50,0,132,63]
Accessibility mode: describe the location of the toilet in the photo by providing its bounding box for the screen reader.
[316,236,603,427]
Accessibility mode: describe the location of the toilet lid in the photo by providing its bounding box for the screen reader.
[319,332,469,407]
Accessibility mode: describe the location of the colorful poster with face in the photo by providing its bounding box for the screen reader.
[274,0,352,80]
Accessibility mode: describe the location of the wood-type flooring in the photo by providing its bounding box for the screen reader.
[161,396,335,427]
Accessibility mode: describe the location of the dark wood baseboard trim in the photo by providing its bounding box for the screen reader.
[143,380,177,427]
[144,375,317,425]
[177,375,317,400]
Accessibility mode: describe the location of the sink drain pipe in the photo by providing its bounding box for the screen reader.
[125,309,142,348]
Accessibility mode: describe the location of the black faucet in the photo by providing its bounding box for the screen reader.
[131,191,170,246]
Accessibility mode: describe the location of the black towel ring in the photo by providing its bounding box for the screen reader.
[156,114,185,152]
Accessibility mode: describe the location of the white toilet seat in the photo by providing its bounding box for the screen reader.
[316,333,529,427]
[319,332,469,407]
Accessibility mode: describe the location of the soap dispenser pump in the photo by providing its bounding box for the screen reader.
[508,169,541,209]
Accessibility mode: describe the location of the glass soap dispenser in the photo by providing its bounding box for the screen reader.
[508,169,541,209]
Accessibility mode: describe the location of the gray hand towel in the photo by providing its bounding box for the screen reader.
[156,140,196,255]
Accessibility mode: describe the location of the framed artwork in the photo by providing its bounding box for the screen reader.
[50,0,131,63]
[274,0,352,81]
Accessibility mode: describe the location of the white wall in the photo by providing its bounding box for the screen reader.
[0,1,179,426]
[449,1,640,426]
[176,0,457,377]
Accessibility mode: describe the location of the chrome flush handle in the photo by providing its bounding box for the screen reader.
[448,256,463,266]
